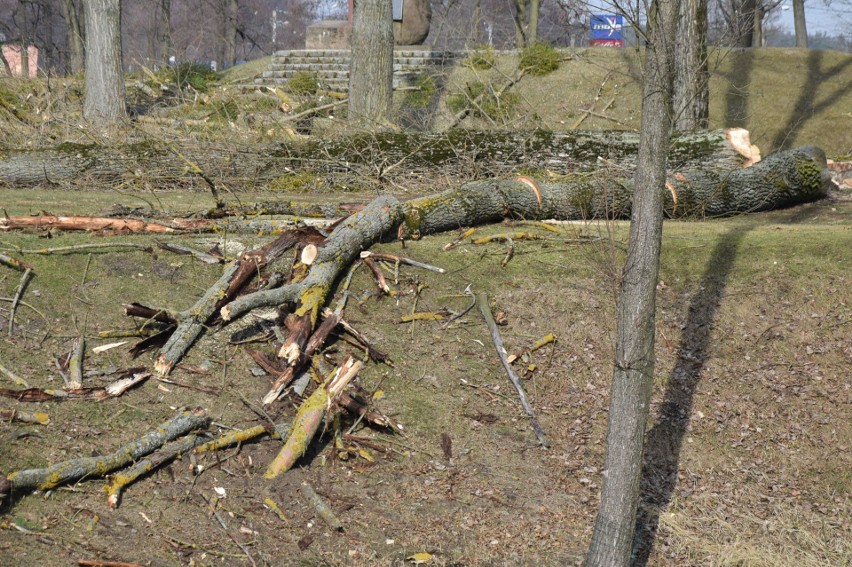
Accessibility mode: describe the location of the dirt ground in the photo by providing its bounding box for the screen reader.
[0,189,850,566]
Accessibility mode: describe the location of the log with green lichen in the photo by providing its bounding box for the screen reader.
[264,358,361,478]
[105,434,205,508]
[218,146,830,325]
[0,409,210,503]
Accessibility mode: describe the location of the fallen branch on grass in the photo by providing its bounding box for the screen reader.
[0,371,150,402]
[265,357,361,478]
[0,409,210,504]
[106,434,204,508]
[477,291,549,448]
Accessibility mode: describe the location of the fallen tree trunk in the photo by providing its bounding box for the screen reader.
[0,129,748,188]
[158,145,827,394]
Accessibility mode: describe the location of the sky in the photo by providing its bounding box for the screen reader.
[774,1,851,37]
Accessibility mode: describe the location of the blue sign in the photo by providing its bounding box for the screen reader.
[590,15,623,40]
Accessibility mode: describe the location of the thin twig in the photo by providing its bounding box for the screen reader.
[476,291,549,448]
[8,267,32,335]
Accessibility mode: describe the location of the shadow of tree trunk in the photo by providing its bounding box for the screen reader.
[631,224,753,565]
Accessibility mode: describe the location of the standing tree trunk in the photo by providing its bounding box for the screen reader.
[223,0,238,68]
[673,0,708,130]
[16,1,29,77]
[511,0,540,47]
[83,0,126,125]
[752,2,764,47]
[584,0,678,563]
[348,0,394,127]
[158,0,172,66]
[793,0,808,47]
[732,0,755,47]
[61,0,85,74]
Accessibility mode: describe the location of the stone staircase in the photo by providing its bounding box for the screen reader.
[257,49,459,91]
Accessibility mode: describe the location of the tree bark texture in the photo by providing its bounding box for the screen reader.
[0,130,749,188]
[673,0,709,131]
[585,0,678,562]
[83,0,126,124]
[158,0,172,66]
[349,0,394,126]
[223,0,238,68]
[793,0,808,48]
[61,0,85,74]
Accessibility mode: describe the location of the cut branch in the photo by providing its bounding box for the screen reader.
[0,409,210,502]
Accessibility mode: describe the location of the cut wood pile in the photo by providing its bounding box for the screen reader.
[0,129,836,510]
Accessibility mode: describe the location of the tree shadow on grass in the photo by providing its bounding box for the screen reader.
[632,224,753,566]
[769,50,852,151]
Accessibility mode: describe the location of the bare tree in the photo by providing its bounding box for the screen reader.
[60,0,85,73]
[83,0,126,124]
[157,0,171,65]
[674,0,709,130]
[512,0,541,46]
[584,0,679,563]
[348,0,394,127]
[792,0,808,46]
[223,0,238,68]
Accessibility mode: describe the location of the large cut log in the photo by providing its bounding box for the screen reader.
[170,145,831,394]
[0,129,748,188]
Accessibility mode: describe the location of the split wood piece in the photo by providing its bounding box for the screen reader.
[67,337,85,390]
[7,267,32,336]
[265,357,361,478]
[155,227,323,376]
[106,434,205,508]
[300,482,344,531]
[0,408,49,424]
[727,127,762,166]
[0,371,150,402]
[0,253,32,271]
[0,409,210,503]
[264,310,342,405]
[155,240,224,264]
[0,215,186,234]
[278,312,313,366]
[501,237,515,267]
[359,251,446,273]
[361,257,391,294]
[476,292,549,448]
[195,421,290,454]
